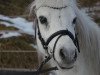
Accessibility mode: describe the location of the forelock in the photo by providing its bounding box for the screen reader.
[30,0,76,15]
[35,0,71,9]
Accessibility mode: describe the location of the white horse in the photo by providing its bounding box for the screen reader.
[30,0,100,75]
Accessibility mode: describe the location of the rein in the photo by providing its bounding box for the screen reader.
[32,57,57,75]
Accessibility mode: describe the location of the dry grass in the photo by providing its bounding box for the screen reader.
[95,18,100,24]
[0,34,38,69]
[0,34,36,50]
[0,52,38,69]
[0,24,19,31]
[0,0,33,16]
[0,23,37,69]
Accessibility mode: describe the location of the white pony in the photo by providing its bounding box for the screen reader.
[30,0,100,75]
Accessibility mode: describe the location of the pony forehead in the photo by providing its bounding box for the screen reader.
[35,0,72,9]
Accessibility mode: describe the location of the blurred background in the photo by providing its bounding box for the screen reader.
[0,0,99,71]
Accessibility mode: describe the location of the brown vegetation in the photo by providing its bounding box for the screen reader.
[78,0,99,7]
[0,52,38,69]
[0,0,33,16]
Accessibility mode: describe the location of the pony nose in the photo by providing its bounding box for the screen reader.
[59,48,77,64]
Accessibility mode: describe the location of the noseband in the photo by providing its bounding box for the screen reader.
[35,6,80,74]
[37,25,80,54]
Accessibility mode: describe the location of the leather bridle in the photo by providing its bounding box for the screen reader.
[34,6,80,74]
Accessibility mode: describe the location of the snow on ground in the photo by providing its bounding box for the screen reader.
[0,31,21,38]
[0,15,35,36]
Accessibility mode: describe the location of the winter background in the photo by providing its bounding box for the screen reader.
[0,0,99,73]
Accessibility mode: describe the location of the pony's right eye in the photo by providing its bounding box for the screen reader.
[72,17,77,24]
[39,16,48,25]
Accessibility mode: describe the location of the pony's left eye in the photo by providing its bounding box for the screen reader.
[39,16,48,25]
[72,17,77,24]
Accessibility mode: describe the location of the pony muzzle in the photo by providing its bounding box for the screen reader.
[52,35,78,70]
[59,47,77,64]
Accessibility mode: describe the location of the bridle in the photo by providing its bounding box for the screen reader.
[34,6,80,74]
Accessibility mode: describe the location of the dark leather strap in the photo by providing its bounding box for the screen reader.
[37,25,80,52]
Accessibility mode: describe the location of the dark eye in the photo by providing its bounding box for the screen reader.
[39,16,48,24]
[72,17,77,24]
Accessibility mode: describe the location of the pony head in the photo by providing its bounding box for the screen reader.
[31,0,80,70]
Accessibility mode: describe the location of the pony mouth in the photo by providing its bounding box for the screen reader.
[60,66,74,70]
[58,59,76,70]
[58,62,75,70]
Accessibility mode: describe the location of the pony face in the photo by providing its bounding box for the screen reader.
[36,6,79,69]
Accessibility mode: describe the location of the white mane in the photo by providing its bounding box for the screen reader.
[30,0,100,75]
[74,3,100,75]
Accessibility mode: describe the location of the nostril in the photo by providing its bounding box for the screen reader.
[60,49,78,60]
[74,51,77,60]
[60,49,66,59]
